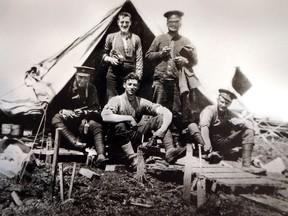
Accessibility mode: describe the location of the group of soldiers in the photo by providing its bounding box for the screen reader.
[51,10,266,174]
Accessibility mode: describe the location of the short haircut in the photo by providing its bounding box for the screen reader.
[123,73,139,83]
[118,11,132,20]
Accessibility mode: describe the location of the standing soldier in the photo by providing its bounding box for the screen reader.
[146,10,198,144]
[102,11,143,101]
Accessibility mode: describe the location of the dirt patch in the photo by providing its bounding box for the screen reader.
[0,135,287,216]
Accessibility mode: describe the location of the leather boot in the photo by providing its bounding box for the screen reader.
[89,122,108,164]
[191,131,205,147]
[165,146,186,164]
[55,123,86,149]
[52,114,86,149]
[55,123,76,145]
[188,123,210,157]
[188,123,205,146]
[242,143,266,175]
[163,130,186,164]
[121,142,138,170]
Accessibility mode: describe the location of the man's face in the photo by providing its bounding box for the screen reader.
[123,79,139,96]
[217,96,231,112]
[117,16,132,33]
[167,15,181,32]
[75,74,90,88]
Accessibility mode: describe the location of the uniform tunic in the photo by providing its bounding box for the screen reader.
[146,33,196,80]
[146,32,197,133]
[51,79,103,149]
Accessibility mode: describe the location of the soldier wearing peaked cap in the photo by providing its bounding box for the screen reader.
[218,88,237,102]
[187,88,266,175]
[51,66,108,165]
[74,66,94,76]
[163,10,184,19]
[146,10,198,145]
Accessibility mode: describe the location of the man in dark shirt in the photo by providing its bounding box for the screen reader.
[51,66,107,164]
[146,10,198,143]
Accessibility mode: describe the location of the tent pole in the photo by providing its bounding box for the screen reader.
[32,105,48,150]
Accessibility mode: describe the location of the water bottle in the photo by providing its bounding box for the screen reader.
[46,133,53,150]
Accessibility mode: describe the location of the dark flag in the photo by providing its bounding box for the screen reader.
[232,67,252,95]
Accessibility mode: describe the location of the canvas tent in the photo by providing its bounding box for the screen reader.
[0,0,211,119]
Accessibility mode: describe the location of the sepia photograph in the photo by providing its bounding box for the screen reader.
[0,0,288,215]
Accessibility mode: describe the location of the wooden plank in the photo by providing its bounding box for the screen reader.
[177,157,232,167]
[130,202,153,208]
[147,165,241,173]
[217,178,280,186]
[183,144,193,203]
[189,164,229,168]
[11,191,23,206]
[45,154,52,164]
[197,144,206,208]
[192,167,241,173]
[136,146,146,182]
[58,162,64,202]
[79,168,100,179]
[203,172,259,179]
[197,176,206,208]
[105,165,116,172]
[240,194,288,214]
[68,162,77,199]
[33,148,84,156]
[51,128,62,200]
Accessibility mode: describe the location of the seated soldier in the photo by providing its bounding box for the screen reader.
[101,73,186,169]
[51,66,107,164]
[187,88,266,174]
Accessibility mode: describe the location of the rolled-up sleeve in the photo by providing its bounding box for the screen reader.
[140,98,161,116]
[101,96,120,117]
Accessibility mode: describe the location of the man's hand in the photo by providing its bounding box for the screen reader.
[129,117,137,128]
[60,109,77,119]
[229,117,245,127]
[153,129,166,139]
[74,109,84,117]
[160,46,171,57]
[106,56,119,66]
[175,56,188,66]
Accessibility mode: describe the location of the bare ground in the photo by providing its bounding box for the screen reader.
[0,135,287,216]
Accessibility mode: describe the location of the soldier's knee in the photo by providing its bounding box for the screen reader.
[187,123,200,135]
[114,122,128,131]
[242,128,255,143]
[51,113,64,127]
[243,128,254,137]
[88,120,103,132]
